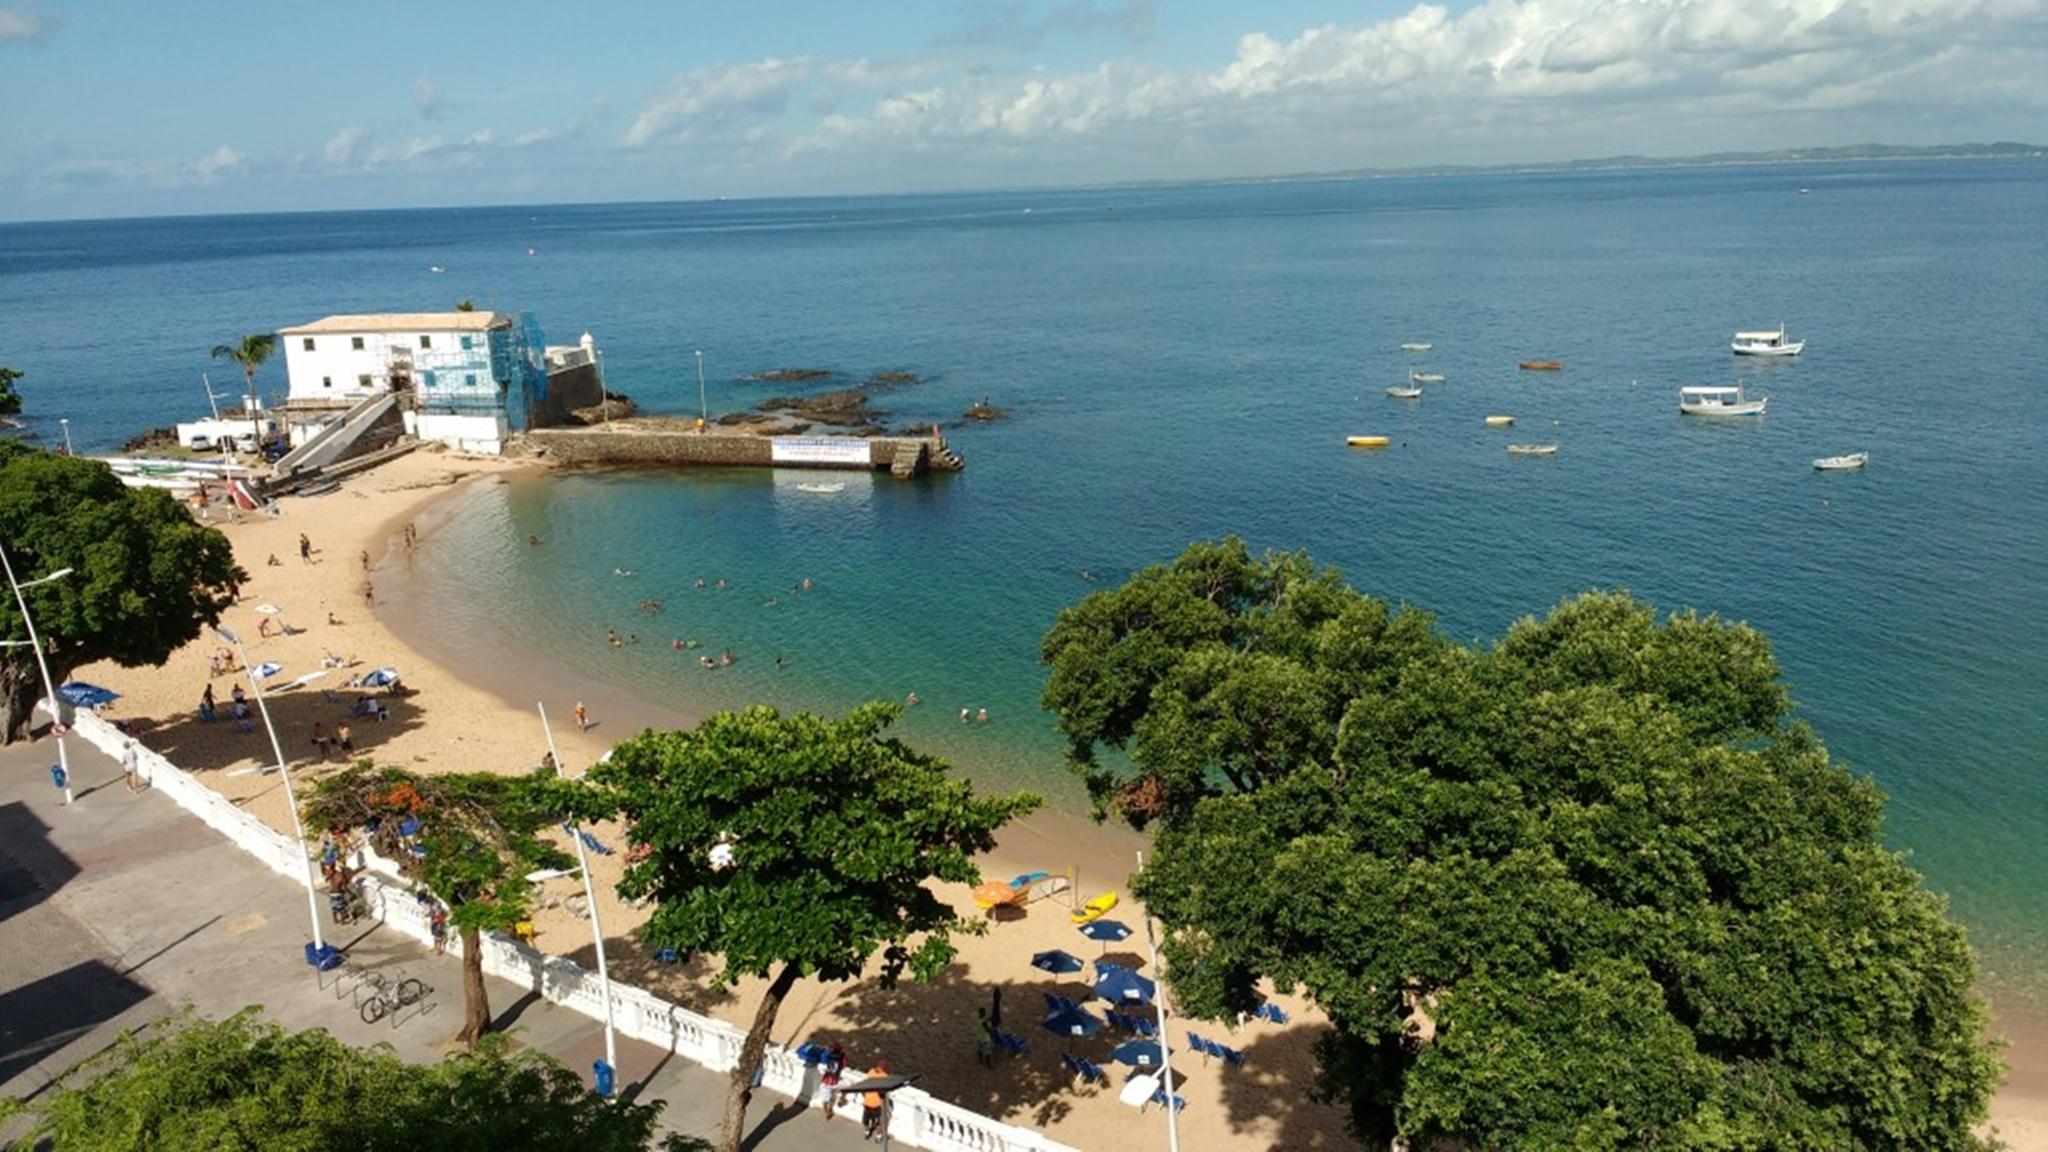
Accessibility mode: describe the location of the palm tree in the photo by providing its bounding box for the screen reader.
[211,333,276,448]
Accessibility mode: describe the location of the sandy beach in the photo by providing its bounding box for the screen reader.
[71,448,2048,1150]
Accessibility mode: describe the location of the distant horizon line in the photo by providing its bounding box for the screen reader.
[2,139,2039,229]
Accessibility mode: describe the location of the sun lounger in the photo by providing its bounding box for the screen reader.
[1149,1087,1187,1112]
[1219,1043,1246,1067]
[995,1030,1029,1055]
[579,829,614,856]
[1045,992,1064,1013]
[1253,1002,1290,1024]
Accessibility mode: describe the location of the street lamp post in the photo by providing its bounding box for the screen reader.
[217,625,325,951]
[694,350,707,432]
[538,702,619,1092]
[1137,850,1182,1152]
[0,544,74,805]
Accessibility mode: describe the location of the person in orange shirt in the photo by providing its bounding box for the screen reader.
[861,1059,889,1140]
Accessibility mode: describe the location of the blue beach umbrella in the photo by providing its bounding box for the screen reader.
[362,666,400,688]
[1031,948,1085,976]
[56,682,119,708]
[1108,1039,1168,1068]
[1094,965,1157,1005]
[1041,1003,1103,1040]
[250,662,283,681]
[1078,919,1132,945]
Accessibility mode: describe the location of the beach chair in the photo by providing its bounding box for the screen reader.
[1061,1053,1081,1077]
[654,947,680,965]
[996,1030,1030,1056]
[578,829,615,856]
[1219,1043,1246,1067]
[1150,1087,1187,1112]
[1045,992,1064,1013]
[1254,1002,1290,1024]
[1078,1059,1109,1085]
[1186,1032,1213,1062]
[1135,1016,1157,1038]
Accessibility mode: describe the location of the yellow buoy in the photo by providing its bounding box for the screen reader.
[1346,435,1391,448]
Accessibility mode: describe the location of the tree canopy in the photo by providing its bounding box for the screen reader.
[580,702,1039,1152]
[0,1008,705,1151]
[0,366,22,417]
[302,764,573,1045]
[1043,539,2002,1150]
[210,332,275,392]
[0,443,242,740]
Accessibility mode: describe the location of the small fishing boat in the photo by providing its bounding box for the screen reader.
[1410,371,1445,384]
[1400,342,1432,352]
[1813,452,1868,471]
[1518,360,1563,372]
[1386,386,1423,399]
[1485,415,1515,426]
[796,482,846,494]
[1731,326,1804,356]
[1679,385,1767,416]
[1507,443,1559,456]
[1346,435,1391,448]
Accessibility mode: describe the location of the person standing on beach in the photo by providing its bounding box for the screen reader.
[299,533,312,563]
[310,722,331,760]
[974,1008,995,1068]
[336,723,354,757]
[361,580,374,607]
[360,549,370,571]
[200,683,216,721]
[573,701,589,732]
[121,739,142,793]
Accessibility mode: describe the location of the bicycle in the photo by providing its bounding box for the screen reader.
[357,969,431,1025]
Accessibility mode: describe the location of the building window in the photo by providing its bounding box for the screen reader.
[358,375,372,388]
[351,336,365,351]
[419,335,433,349]
[302,337,315,351]
[465,373,477,385]
[322,376,332,389]
[460,335,474,350]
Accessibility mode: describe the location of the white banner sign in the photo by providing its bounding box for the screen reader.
[770,437,871,465]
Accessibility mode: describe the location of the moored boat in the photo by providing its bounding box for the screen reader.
[1732,326,1804,356]
[1484,415,1515,426]
[1679,385,1767,416]
[1386,386,1423,399]
[1813,452,1868,471]
[1410,371,1445,384]
[1400,342,1432,352]
[1346,435,1391,448]
[1518,360,1563,371]
[1507,443,1558,456]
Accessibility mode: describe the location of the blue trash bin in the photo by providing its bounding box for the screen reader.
[593,1058,615,1097]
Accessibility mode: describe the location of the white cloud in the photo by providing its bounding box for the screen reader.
[0,2,57,43]
[618,56,944,149]
[323,126,372,166]
[414,78,445,120]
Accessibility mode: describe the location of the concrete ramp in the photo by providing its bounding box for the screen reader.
[272,392,401,481]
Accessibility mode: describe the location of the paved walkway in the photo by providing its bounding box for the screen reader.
[0,735,875,1150]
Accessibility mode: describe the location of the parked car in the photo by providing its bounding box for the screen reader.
[233,434,259,453]
[188,434,215,451]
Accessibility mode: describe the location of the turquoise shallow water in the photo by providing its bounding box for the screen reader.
[5,162,2046,1003]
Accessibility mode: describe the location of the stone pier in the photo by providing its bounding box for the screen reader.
[523,425,964,477]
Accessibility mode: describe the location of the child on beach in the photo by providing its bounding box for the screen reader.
[573,701,589,732]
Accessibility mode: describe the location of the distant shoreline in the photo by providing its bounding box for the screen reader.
[2,142,2038,228]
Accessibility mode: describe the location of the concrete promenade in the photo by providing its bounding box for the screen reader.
[0,735,875,1151]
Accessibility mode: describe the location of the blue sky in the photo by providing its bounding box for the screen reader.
[2,0,2042,220]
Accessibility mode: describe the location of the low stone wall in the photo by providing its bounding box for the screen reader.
[524,427,942,474]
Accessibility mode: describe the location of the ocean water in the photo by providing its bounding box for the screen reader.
[5,162,2046,1005]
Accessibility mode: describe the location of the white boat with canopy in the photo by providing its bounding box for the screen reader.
[1813,452,1868,471]
[1679,385,1767,416]
[1731,326,1804,356]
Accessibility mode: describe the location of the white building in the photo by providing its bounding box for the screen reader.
[274,311,543,454]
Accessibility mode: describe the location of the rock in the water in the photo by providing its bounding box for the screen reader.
[746,368,834,383]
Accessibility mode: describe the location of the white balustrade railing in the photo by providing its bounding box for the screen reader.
[69,713,1079,1152]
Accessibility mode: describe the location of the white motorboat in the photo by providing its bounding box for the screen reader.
[1731,326,1804,356]
[1386,386,1423,399]
[1680,386,1768,416]
[1410,371,1445,384]
[796,482,847,494]
[1400,342,1432,352]
[1813,453,1868,471]
[1507,443,1558,456]
[1484,415,1515,427]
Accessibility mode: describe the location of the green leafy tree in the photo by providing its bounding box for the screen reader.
[302,765,573,1046]
[1045,540,2003,1150]
[209,332,275,397]
[0,366,23,417]
[456,298,477,312]
[0,443,242,741]
[0,1007,706,1150]
[578,703,1040,1152]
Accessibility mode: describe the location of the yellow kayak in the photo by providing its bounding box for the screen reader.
[1346,436,1391,448]
[1071,891,1119,924]
[1485,415,1515,426]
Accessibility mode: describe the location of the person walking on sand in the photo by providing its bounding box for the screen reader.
[361,580,375,607]
[336,722,354,757]
[310,722,331,760]
[299,533,313,563]
[121,739,142,793]
[200,683,217,722]
[974,1007,995,1068]
[360,549,370,571]
[573,701,589,732]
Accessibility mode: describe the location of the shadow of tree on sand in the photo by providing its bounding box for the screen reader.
[563,933,739,1015]
[792,968,1114,1130]
[1201,1017,1365,1150]
[133,685,430,776]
